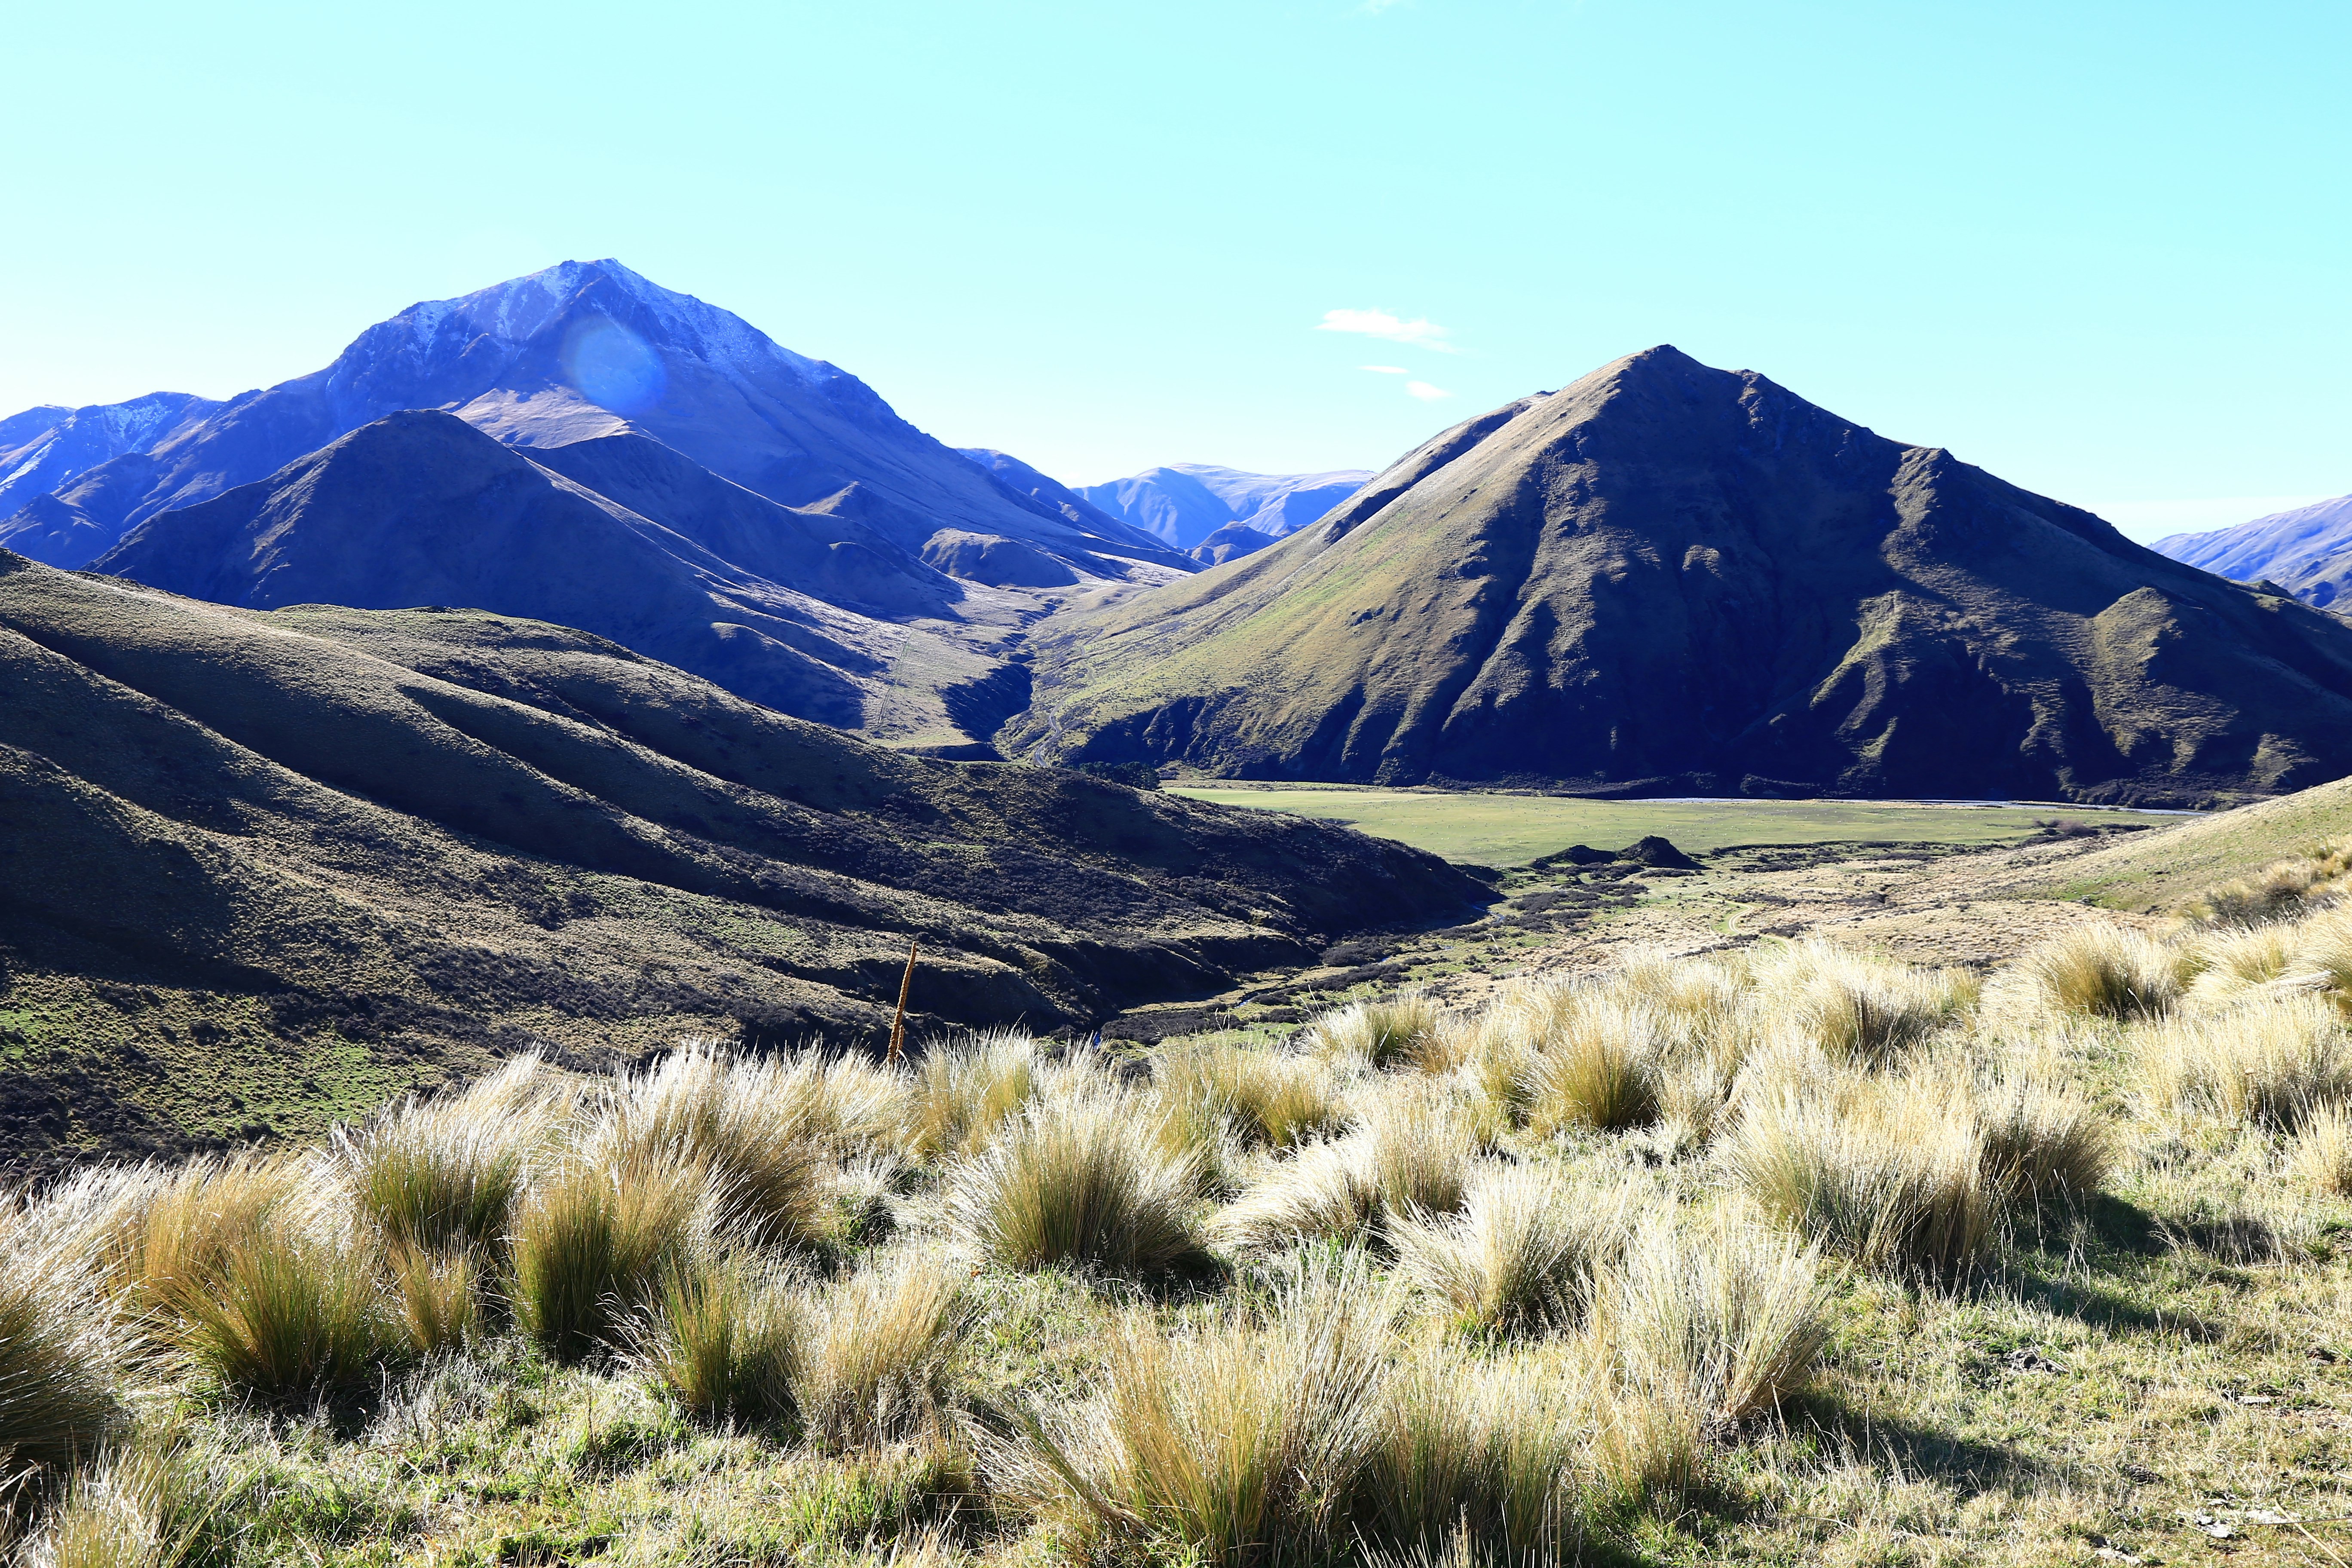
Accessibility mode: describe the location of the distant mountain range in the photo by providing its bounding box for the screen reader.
[2153,495,2352,609]
[1006,347,2352,806]
[0,260,1193,747]
[1078,463,1372,559]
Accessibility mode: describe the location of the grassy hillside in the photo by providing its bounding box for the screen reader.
[1169,784,2188,866]
[0,554,1480,1167]
[2031,775,2352,910]
[8,920,2352,1565]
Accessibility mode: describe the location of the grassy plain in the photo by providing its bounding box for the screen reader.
[1167,784,2190,866]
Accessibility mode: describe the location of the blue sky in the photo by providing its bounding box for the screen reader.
[3,1,2344,539]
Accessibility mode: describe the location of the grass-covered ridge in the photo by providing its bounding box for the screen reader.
[11,905,2352,1565]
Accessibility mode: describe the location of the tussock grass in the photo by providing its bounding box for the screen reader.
[1218,1090,1477,1254]
[1752,940,1970,1062]
[509,1154,706,1361]
[1307,990,1448,1071]
[1390,1164,1636,1332]
[2140,993,2352,1130]
[389,1244,479,1357]
[2182,839,2352,926]
[1366,1348,1594,1559]
[0,1251,122,1484]
[1605,1211,1828,1432]
[2290,1103,2352,1195]
[1975,1069,2112,1207]
[1155,1039,1341,1149]
[998,1248,1395,1566]
[909,1029,1041,1160]
[1518,991,1665,1133]
[1721,1075,1994,1279]
[337,1101,534,1259]
[174,1216,401,1399]
[799,1252,966,1447]
[945,1092,1201,1272]
[636,1256,800,1428]
[22,1433,219,1568]
[116,1154,305,1328]
[600,1043,836,1249]
[2024,925,2181,1020]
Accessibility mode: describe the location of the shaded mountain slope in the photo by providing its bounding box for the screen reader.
[2153,494,2352,609]
[0,554,1482,1165]
[1010,347,2352,805]
[956,448,1168,559]
[3,260,1190,589]
[0,392,219,558]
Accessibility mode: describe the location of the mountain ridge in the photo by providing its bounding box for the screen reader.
[2153,494,2352,609]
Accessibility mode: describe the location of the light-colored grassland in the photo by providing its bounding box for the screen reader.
[12,900,2352,1566]
[1166,784,2187,865]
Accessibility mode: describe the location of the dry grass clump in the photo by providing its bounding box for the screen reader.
[337,1099,536,1259]
[21,1433,220,1568]
[175,1217,402,1399]
[1974,1070,2113,1207]
[909,1029,1041,1160]
[598,1043,838,1249]
[1390,1164,1637,1332]
[2140,993,2352,1130]
[2022,925,2181,1021]
[636,1256,800,1429]
[389,1245,479,1356]
[1518,990,1666,1133]
[1218,1090,1477,1253]
[1364,1349,1596,1559]
[798,1252,966,1447]
[509,1154,706,1361]
[1306,990,1448,1071]
[1605,1211,1828,1432]
[1751,941,1970,1063]
[2182,922,2299,1004]
[0,1253,123,1484]
[945,1092,1202,1272]
[2182,839,2352,926]
[1720,1075,1994,1279]
[1155,1039,1341,1149]
[997,1249,1395,1566]
[2289,1104,2352,1195]
[110,1154,306,1326]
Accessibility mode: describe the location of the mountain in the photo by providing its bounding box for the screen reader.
[957,448,1162,554]
[0,391,219,554]
[1006,347,2352,806]
[1078,463,1374,551]
[1,261,1191,589]
[91,410,962,728]
[0,552,1480,1164]
[1190,521,1280,565]
[2153,495,2352,608]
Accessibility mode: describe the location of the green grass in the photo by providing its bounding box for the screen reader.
[1168,784,2187,865]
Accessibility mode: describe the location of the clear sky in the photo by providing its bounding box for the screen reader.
[3,2,2344,539]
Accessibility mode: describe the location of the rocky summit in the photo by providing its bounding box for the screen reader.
[1008,346,2352,805]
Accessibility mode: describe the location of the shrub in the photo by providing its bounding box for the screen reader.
[174,1220,402,1400]
[945,1093,1202,1272]
[1364,1348,1591,1559]
[1518,992,1665,1133]
[637,1257,799,1428]
[1975,1072,2112,1207]
[1721,1076,1994,1279]
[1389,1164,1635,1332]
[2141,994,2352,1130]
[600,1043,834,1249]
[1306,991,1448,1072]
[997,1249,1395,1566]
[2023,926,2180,1021]
[509,1155,705,1361]
[0,1255,122,1484]
[799,1252,967,1447]
[909,1030,1041,1160]
[1606,1211,1828,1431]
[2290,1104,2352,1196]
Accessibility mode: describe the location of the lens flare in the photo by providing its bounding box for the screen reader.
[560,318,665,414]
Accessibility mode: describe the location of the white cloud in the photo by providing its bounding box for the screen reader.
[1359,364,1409,375]
[1317,307,1454,351]
[1406,380,1452,401]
